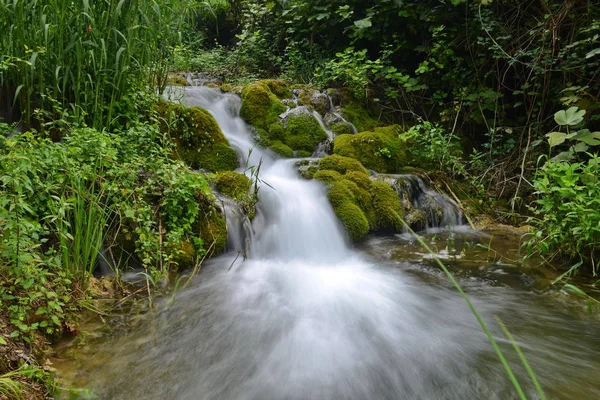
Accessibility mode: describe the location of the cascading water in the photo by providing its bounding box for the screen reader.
[60,87,600,400]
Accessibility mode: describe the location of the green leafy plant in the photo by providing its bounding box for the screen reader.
[546,106,600,162]
[527,107,600,276]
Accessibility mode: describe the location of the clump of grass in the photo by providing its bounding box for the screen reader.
[51,171,114,290]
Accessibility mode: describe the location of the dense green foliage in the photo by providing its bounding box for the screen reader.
[0,122,227,339]
[0,0,193,129]
[526,108,600,275]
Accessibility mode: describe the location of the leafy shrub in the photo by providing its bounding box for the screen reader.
[403,121,465,176]
[0,123,219,338]
[527,107,600,274]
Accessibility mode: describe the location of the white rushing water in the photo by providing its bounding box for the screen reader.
[69,87,600,400]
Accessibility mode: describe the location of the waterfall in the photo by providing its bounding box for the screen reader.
[172,87,349,262]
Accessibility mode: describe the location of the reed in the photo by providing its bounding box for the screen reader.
[0,0,192,129]
[51,169,114,288]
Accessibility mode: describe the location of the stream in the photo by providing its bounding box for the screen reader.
[53,87,600,400]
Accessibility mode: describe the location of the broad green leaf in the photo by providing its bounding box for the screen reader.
[546,131,567,147]
[0,336,6,345]
[570,129,600,146]
[554,107,586,126]
[572,141,589,153]
[549,151,573,162]
[353,18,372,29]
[585,48,600,59]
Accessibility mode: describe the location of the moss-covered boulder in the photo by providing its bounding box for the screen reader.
[370,181,404,232]
[333,125,406,173]
[215,171,251,201]
[309,157,406,241]
[269,141,294,158]
[297,88,330,115]
[240,81,327,156]
[169,241,198,270]
[283,112,328,152]
[319,154,369,175]
[155,101,238,172]
[340,100,382,133]
[196,206,227,255]
[326,181,370,241]
[166,74,188,86]
[295,159,320,179]
[239,81,288,132]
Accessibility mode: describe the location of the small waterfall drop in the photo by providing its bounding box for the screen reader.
[172,86,349,262]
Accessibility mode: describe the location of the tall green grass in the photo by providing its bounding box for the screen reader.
[52,172,114,289]
[0,0,192,129]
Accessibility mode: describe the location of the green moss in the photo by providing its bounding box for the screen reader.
[269,141,294,158]
[196,205,227,255]
[220,83,233,92]
[296,150,312,158]
[167,74,188,86]
[370,181,404,232]
[155,101,238,172]
[284,114,328,152]
[333,125,405,173]
[215,171,251,201]
[268,122,285,141]
[169,241,197,270]
[261,79,292,98]
[326,181,370,241]
[333,201,370,242]
[240,83,286,135]
[345,171,372,191]
[330,122,354,136]
[341,101,382,133]
[319,154,369,175]
[313,170,343,184]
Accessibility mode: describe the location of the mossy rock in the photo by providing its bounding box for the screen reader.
[326,180,370,241]
[319,154,369,175]
[220,83,233,92]
[193,191,228,255]
[333,125,405,173]
[313,170,343,184]
[196,207,227,255]
[284,113,328,153]
[295,150,312,158]
[269,141,294,158]
[215,171,251,201]
[297,88,330,115]
[169,241,197,271]
[166,74,188,86]
[332,201,370,242]
[240,82,287,134]
[345,171,372,191]
[295,159,320,179]
[329,122,354,136]
[311,158,408,239]
[261,79,292,98]
[341,100,382,133]
[240,82,327,156]
[370,181,404,232]
[155,101,238,172]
